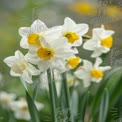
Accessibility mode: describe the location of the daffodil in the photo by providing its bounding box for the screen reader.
[62,17,89,46]
[0,91,16,108]
[83,25,114,57]
[19,19,62,49]
[10,98,44,121]
[19,19,48,49]
[4,50,40,83]
[25,37,78,72]
[74,58,111,87]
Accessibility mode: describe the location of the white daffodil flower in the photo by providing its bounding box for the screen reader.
[62,17,89,46]
[0,91,16,108]
[25,37,78,72]
[19,19,62,49]
[83,25,115,57]
[74,57,111,87]
[19,19,48,49]
[4,50,40,83]
[10,98,44,121]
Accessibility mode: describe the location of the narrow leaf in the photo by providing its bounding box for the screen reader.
[26,91,40,122]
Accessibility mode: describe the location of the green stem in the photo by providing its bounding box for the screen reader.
[62,73,73,122]
[47,68,57,122]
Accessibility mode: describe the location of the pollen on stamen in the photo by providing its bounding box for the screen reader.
[64,32,79,43]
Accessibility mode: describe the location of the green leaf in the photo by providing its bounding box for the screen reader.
[26,91,40,122]
[79,91,90,122]
[99,89,109,122]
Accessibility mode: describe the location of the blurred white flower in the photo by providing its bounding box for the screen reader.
[83,25,114,57]
[62,17,89,46]
[10,98,44,121]
[26,37,78,72]
[74,57,111,87]
[0,91,16,108]
[4,50,40,83]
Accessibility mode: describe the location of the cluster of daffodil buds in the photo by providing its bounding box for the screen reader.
[4,17,114,87]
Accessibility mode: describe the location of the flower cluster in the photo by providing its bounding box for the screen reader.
[0,91,44,121]
[4,17,114,87]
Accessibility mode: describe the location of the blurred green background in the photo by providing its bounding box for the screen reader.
[0,0,122,122]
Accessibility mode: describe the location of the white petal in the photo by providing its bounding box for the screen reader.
[21,71,33,83]
[4,56,16,67]
[93,27,104,40]
[83,39,96,50]
[28,63,40,75]
[38,60,50,72]
[94,57,102,68]
[20,37,29,49]
[19,27,30,36]
[10,70,21,77]
[83,60,93,71]
[99,66,111,71]
[63,17,76,31]
[74,24,89,35]
[83,78,91,87]
[91,77,102,83]
[51,59,66,72]
[31,19,48,33]
[15,51,24,61]
[101,30,114,38]
[91,48,103,58]
[71,37,82,47]
[74,68,90,80]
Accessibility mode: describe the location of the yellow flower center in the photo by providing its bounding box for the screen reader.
[12,62,27,74]
[37,47,54,60]
[68,57,81,68]
[91,69,103,79]
[101,36,113,48]
[64,32,79,43]
[28,33,40,46]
